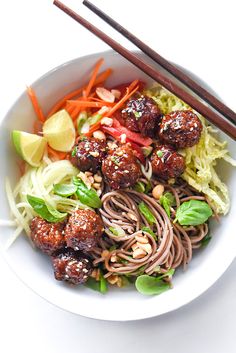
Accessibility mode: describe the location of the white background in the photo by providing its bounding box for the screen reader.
[0,1,235,352]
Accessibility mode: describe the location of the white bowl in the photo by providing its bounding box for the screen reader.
[0,50,235,321]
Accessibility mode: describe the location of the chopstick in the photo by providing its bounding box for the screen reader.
[83,0,236,126]
[53,0,236,140]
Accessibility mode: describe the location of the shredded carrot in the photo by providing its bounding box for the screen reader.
[47,146,67,160]
[84,58,104,98]
[69,106,81,121]
[47,68,112,118]
[33,120,42,135]
[27,86,45,123]
[107,81,139,117]
[84,121,102,137]
[17,161,26,176]
[66,100,113,110]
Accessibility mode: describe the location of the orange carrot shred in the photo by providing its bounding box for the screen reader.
[66,100,113,109]
[27,86,45,123]
[33,120,43,135]
[47,68,112,118]
[84,58,104,98]
[47,146,67,160]
[84,121,102,137]
[107,81,139,117]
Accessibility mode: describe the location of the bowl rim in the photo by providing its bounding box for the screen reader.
[1,49,236,321]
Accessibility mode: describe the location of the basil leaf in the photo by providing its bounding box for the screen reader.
[160,192,176,218]
[134,181,145,193]
[141,226,157,241]
[201,234,212,247]
[156,268,175,280]
[84,277,100,292]
[53,183,77,197]
[135,275,171,296]
[138,202,156,224]
[27,195,67,222]
[175,200,213,226]
[84,273,108,294]
[73,177,102,208]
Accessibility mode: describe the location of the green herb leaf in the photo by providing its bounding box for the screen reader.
[156,268,175,280]
[141,146,153,157]
[135,275,171,296]
[100,274,108,294]
[109,226,125,237]
[175,200,213,226]
[134,181,145,193]
[160,192,176,218]
[77,111,87,134]
[53,183,77,197]
[73,177,102,208]
[138,202,156,224]
[84,277,100,292]
[201,234,212,247]
[156,150,164,158]
[145,180,152,194]
[27,195,67,222]
[88,114,102,126]
[71,146,77,157]
[84,273,108,294]
[111,156,120,165]
[134,111,142,119]
[141,226,157,240]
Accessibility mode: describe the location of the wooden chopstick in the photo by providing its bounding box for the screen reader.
[83,0,236,126]
[53,0,236,140]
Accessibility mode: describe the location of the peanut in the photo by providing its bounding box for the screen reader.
[93,130,106,140]
[152,184,164,200]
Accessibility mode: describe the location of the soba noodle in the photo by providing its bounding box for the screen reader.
[90,178,209,279]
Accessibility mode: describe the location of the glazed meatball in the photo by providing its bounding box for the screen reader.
[121,95,162,137]
[151,145,185,180]
[102,144,142,189]
[159,110,202,148]
[70,137,107,173]
[30,217,66,255]
[51,248,92,285]
[65,209,103,252]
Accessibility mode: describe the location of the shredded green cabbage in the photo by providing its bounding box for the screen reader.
[5,157,87,248]
[145,85,236,215]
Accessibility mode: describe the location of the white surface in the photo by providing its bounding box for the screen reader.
[0,0,235,351]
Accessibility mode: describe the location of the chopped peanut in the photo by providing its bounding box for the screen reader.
[101,250,110,258]
[107,274,119,285]
[127,212,138,221]
[111,89,121,99]
[96,87,115,103]
[152,184,164,200]
[101,117,113,126]
[135,234,149,244]
[93,130,106,140]
[138,242,152,254]
[94,174,102,183]
[93,182,101,190]
[133,248,147,259]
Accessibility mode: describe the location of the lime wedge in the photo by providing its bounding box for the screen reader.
[43,109,76,152]
[12,131,47,167]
